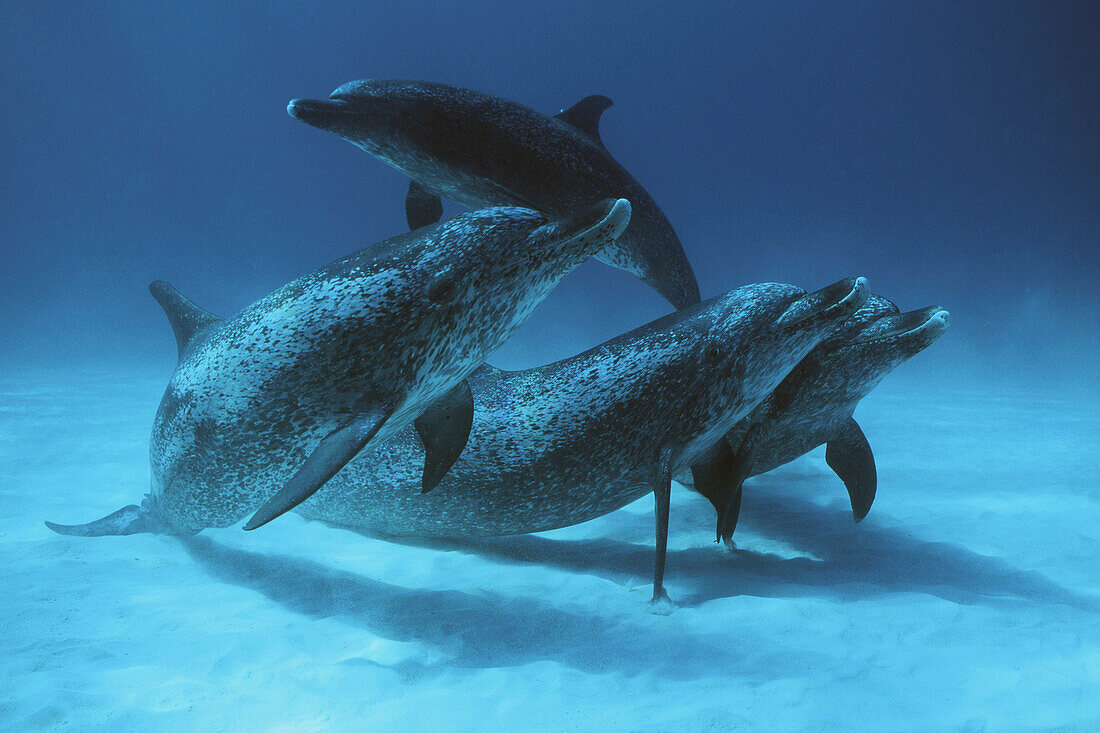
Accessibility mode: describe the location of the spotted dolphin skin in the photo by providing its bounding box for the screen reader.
[287,79,701,309]
[297,277,869,602]
[683,294,951,543]
[46,200,632,537]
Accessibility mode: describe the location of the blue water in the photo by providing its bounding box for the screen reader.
[2,3,1097,730]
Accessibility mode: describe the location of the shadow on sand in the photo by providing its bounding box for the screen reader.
[361,477,1100,613]
[180,534,823,680]
[178,472,1095,676]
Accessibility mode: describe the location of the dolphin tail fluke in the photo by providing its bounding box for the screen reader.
[45,503,161,537]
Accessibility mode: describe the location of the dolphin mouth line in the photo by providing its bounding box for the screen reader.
[852,307,951,345]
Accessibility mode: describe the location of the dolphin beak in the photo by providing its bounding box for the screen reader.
[777,276,869,329]
[570,198,632,242]
[925,308,950,334]
[853,306,951,345]
[287,98,353,128]
[538,198,633,249]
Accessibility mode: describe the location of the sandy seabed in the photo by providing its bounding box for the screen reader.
[2,368,1097,731]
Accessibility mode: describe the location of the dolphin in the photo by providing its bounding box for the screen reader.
[46,200,632,537]
[286,79,701,309]
[294,277,869,602]
[682,294,951,543]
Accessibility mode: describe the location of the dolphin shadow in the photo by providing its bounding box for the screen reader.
[177,535,821,680]
[364,480,1099,613]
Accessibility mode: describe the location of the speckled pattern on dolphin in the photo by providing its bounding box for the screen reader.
[297,277,870,601]
[682,294,951,543]
[287,79,701,309]
[46,201,632,536]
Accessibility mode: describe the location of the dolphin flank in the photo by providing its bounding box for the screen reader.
[46,201,633,537]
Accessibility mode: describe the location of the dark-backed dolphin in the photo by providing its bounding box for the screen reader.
[295,277,869,602]
[46,201,632,537]
[683,295,951,543]
[286,79,700,309]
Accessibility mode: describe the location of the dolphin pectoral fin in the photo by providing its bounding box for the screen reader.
[718,483,744,547]
[716,423,768,543]
[690,439,738,541]
[415,379,474,493]
[45,504,158,537]
[717,442,754,544]
[650,446,675,604]
[553,94,613,149]
[244,407,390,531]
[825,417,877,522]
[405,180,443,230]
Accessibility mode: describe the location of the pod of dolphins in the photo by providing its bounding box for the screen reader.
[47,80,950,604]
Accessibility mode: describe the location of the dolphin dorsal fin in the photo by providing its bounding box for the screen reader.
[149,280,221,359]
[554,95,613,148]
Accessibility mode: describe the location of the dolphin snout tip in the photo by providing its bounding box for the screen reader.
[842,276,870,311]
[593,198,632,243]
[608,197,632,224]
[930,308,951,331]
[287,98,311,121]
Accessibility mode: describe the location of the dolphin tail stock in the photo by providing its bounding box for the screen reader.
[552,93,700,309]
[639,255,701,311]
[45,494,166,537]
[593,209,701,310]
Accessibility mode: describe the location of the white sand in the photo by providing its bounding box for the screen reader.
[2,368,1097,731]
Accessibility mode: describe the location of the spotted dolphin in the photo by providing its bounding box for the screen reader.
[295,277,869,602]
[286,79,701,309]
[683,295,951,543]
[45,200,632,536]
